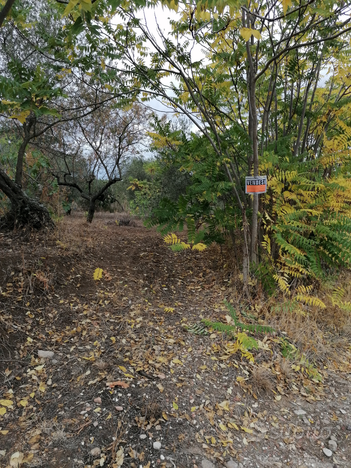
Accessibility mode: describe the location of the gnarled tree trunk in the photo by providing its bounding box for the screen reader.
[0,166,54,230]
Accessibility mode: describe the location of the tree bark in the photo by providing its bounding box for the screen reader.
[15,138,29,186]
[245,16,259,265]
[0,0,16,28]
[86,199,96,223]
[0,166,53,230]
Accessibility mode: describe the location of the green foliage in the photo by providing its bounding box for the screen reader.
[184,323,209,335]
[202,300,274,337]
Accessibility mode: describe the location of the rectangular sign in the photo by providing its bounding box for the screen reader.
[245,175,267,194]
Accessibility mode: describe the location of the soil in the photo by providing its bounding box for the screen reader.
[0,212,350,468]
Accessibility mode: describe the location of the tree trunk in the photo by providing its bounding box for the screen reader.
[245,11,259,265]
[0,166,53,230]
[15,138,29,186]
[242,210,250,289]
[86,199,96,223]
[0,0,16,28]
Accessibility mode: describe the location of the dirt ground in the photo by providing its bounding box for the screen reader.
[0,212,350,468]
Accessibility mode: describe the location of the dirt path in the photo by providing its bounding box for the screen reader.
[0,213,350,468]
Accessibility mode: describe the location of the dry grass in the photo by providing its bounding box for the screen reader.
[249,365,274,394]
[276,357,293,381]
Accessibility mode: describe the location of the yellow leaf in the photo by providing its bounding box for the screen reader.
[106,412,112,420]
[63,0,79,16]
[39,382,46,393]
[191,406,197,412]
[118,366,127,372]
[228,422,239,430]
[282,0,292,14]
[240,27,261,41]
[218,400,230,411]
[0,407,6,415]
[172,402,178,410]
[241,426,253,434]
[93,268,103,281]
[123,373,135,379]
[162,412,168,420]
[192,243,207,251]
[10,110,30,124]
[156,383,164,393]
[110,337,116,343]
[219,423,227,432]
[0,399,13,407]
[94,407,101,413]
[0,430,8,435]
[19,399,28,407]
[172,359,183,365]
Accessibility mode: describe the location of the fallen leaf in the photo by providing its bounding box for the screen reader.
[39,382,46,393]
[0,399,13,407]
[218,400,230,411]
[172,359,183,365]
[172,402,178,410]
[0,408,6,415]
[0,430,8,435]
[93,268,103,281]
[115,446,124,467]
[228,422,239,430]
[156,383,164,393]
[10,451,23,468]
[29,434,41,445]
[219,423,227,432]
[106,381,129,389]
[241,426,253,434]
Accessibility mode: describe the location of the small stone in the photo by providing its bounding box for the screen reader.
[115,406,123,411]
[226,459,239,468]
[140,434,147,440]
[323,448,333,458]
[94,397,102,404]
[153,441,162,450]
[202,460,216,468]
[38,350,54,359]
[330,434,337,442]
[155,425,161,430]
[90,447,101,457]
[294,409,307,416]
[328,439,337,451]
[340,409,346,414]
[93,421,98,427]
